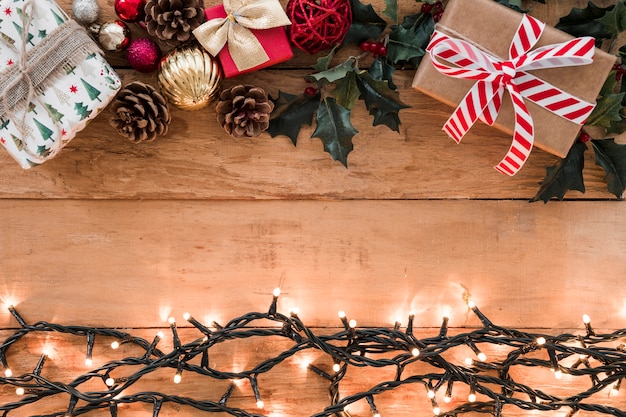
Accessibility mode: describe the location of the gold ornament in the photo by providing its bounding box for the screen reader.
[157,44,223,111]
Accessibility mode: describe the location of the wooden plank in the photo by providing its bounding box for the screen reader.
[0,69,616,200]
[1,327,620,417]
[1,199,625,330]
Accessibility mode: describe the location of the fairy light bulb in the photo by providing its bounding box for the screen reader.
[427,389,435,399]
[332,363,341,373]
[536,337,546,345]
[611,380,621,396]
[111,341,120,349]
[273,287,281,297]
[433,406,441,415]
[338,311,346,318]
[105,377,115,387]
[373,414,381,417]
[554,370,563,379]
[183,312,191,321]
[411,347,420,357]
[256,400,264,409]
[443,394,451,403]
[468,300,476,309]
[157,331,164,339]
[468,392,477,402]
[173,373,182,384]
[349,319,357,328]
[4,368,12,377]
[168,316,176,325]
[15,387,24,395]
[465,357,474,366]
[85,358,93,367]
[582,314,591,324]
[477,352,487,362]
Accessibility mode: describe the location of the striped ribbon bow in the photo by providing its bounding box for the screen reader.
[427,14,596,175]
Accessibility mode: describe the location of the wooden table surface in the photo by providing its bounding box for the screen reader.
[0,0,624,415]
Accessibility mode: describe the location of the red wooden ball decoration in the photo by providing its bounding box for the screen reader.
[286,0,352,55]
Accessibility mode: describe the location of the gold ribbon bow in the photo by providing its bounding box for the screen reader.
[192,0,291,72]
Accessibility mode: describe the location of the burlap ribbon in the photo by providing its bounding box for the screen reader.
[0,0,101,161]
[192,0,291,72]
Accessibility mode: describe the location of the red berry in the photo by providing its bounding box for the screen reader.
[368,42,379,53]
[376,45,387,56]
[433,12,443,22]
[360,41,371,52]
[304,86,318,97]
[579,131,590,143]
[613,63,622,71]
[432,1,444,14]
[421,3,433,13]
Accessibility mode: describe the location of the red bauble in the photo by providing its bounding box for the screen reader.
[127,38,162,73]
[286,0,352,55]
[115,0,146,22]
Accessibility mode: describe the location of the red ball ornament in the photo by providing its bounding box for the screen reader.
[115,0,146,22]
[286,0,352,55]
[127,38,162,73]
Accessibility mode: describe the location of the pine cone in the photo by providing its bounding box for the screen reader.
[145,0,204,43]
[215,85,274,138]
[110,81,171,143]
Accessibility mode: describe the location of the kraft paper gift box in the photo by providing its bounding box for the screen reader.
[412,0,615,163]
[0,0,121,169]
[196,3,293,78]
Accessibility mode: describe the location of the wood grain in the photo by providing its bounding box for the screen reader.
[2,199,625,330]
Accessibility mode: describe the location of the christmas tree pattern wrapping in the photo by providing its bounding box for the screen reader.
[0,0,121,169]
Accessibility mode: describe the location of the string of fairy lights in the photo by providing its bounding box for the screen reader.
[1,289,626,417]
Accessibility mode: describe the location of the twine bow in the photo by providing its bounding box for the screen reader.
[427,14,596,176]
[193,0,291,72]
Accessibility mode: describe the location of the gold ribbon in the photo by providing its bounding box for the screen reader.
[192,0,291,72]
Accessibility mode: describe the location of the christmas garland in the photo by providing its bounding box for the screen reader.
[89,0,626,202]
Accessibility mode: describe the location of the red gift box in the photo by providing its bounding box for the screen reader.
[203,5,293,78]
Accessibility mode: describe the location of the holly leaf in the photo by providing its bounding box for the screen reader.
[383,0,398,24]
[387,12,435,66]
[311,97,358,167]
[591,138,626,199]
[596,0,626,36]
[312,45,339,72]
[586,90,625,128]
[311,58,356,83]
[334,71,361,110]
[268,91,319,146]
[342,0,387,47]
[530,141,587,203]
[356,72,409,131]
[368,56,397,90]
[555,1,614,40]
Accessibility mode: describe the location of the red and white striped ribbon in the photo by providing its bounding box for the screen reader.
[426,14,596,175]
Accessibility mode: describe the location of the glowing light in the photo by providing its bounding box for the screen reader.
[464,357,474,366]
[468,393,477,402]
[536,337,546,345]
[443,395,451,403]
[427,390,435,399]
[554,370,563,380]
[348,319,357,328]
[111,341,120,349]
[168,317,176,325]
[4,368,12,377]
[373,413,381,417]
[173,373,182,384]
[332,363,341,373]
[582,314,591,324]
[433,406,441,415]
[409,311,415,318]
[338,311,346,318]
[299,358,311,371]
[477,352,487,362]
[273,288,281,297]
[290,307,299,315]
[183,312,191,321]
[105,377,115,387]
[467,300,476,309]
[85,358,93,367]
[411,347,420,357]
[256,400,264,409]
[611,383,620,396]
[156,331,164,339]
[15,387,24,395]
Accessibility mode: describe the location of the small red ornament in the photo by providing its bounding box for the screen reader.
[115,0,146,22]
[127,38,162,73]
[286,0,352,55]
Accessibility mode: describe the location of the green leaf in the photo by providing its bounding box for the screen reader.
[334,71,361,110]
[555,1,614,40]
[342,0,387,47]
[387,12,434,66]
[268,91,319,146]
[591,138,626,199]
[596,0,626,36]
[356,72,409,132]
[530,141,587,203]
[383,0,397,24]
[311,58,356,83]
[586,91,625,128]
[368,56,397,90]
[311,97,359,167]
[312,45,340,72]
